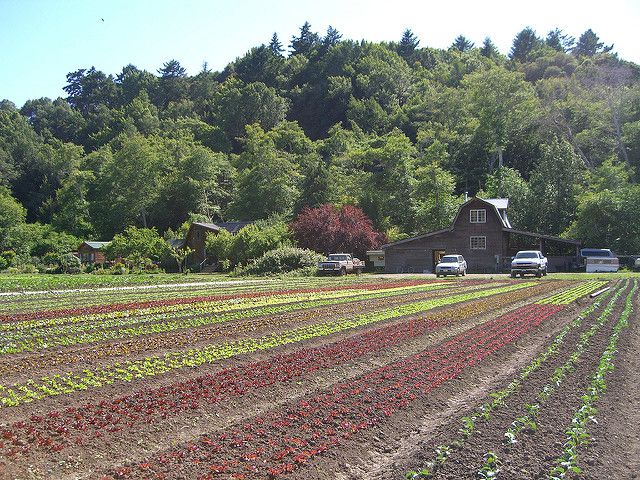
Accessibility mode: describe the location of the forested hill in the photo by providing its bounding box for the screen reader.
[1,24,640,256]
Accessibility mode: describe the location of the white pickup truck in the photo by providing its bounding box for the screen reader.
[510,250,548,278]
[318,253,364,275]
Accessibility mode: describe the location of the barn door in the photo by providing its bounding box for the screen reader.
[432,250,446,269]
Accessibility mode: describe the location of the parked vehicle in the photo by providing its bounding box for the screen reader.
[318,253,364,275]
[511,250,548,278]
[435,254,467,277]
[580,248,619,273]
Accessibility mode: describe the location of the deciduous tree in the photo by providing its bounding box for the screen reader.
[290,204,385,257]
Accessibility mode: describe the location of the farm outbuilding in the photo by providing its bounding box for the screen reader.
[77,241,111,265]
[184,221,253,266]
[382,197,581,274]
[365,250,385,271]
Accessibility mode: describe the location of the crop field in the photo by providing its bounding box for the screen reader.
[0,276,637,479]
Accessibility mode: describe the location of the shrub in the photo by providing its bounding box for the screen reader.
[236,247,324,276]
[0,256,7,271]
[16,264,38,274]
[42,251,61,266]
[60,253,82,273]
[205,218,293,270]
[231,220,292,266]
[105,226,170,268]
[111,262,128,275]
[1,251,16,268]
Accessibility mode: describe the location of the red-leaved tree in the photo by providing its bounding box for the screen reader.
[290,204,387,258]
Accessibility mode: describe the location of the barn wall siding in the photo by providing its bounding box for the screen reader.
[383,197,580,274]
[384,198,506,274]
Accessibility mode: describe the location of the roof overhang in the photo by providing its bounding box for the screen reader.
[503,228,582,245]
[381,228,451,249]
[191,222,222,232]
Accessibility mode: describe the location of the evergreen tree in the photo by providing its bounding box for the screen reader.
[290,21,320,56]
[268,32,284,56]
[545,28,575,52]
[451,35,474,52]
[573,29,613,57]
[157,59,187,78]
[234,45,282,86]
[156,59,188,107]
[115,64,158,106]
[480,37,500,59]
[63,67,118,114]
[397,28,420,61]
[322,25,342,50]
[509,27,542,62]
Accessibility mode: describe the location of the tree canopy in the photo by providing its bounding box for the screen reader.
[1,23,639,261]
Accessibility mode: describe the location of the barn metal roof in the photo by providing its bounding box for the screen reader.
[216,221,253,234]
[191,222,253,234]
[191,222,221,232]
[82,241,111,249]
[484,198,509,210]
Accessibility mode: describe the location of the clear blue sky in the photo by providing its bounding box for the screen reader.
[1,0,639,107]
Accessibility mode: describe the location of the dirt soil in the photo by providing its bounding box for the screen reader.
[347,280,638,480]
[579,287,640,480]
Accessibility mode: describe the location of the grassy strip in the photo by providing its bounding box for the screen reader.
[0,273,239,292]
[547,279,638,479]
[0,282,534,408]
[405,283,615,479]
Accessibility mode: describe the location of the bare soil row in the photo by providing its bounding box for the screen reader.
[363,280,632,480]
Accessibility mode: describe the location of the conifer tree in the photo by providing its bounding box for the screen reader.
[322,25,342,49]
[480,37,500,59]
[509,27,542,62]
[290,21,320,56]
[397,28,420,61]
[574,29,613,56]
[451,35,474,52]
[545,28,575,52]
[269,32,284,56]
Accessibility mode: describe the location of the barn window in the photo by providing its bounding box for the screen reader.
[470,236,486,250]
[470,209,486,223]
